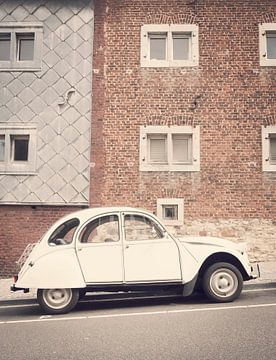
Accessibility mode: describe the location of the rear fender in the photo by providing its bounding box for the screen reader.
[16,248,85,289]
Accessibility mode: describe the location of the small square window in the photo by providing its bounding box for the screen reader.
[11,135,29,161]
[0,33,11,61]
[17,33,34,61]
[157,198,184,226]
[162,205,178,220]
[141,24,199,67]
[0,136,5,161]
[259,23,276,66]
[262,125,276,171]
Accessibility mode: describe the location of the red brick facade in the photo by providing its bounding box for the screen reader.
[91,0,276,219]
[0,0,275,277]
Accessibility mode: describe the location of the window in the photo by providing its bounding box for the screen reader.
[262,125,276,171]
[48,218,80,246]
[80,215,119,243]
[0,124,37,174]
[141,24,199,67]
[259,23,276,66]
[157,199,184,226]
[124,214,164,241]
[140,125,200,171]
[0,22,43,71]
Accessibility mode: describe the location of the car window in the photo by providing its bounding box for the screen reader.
[79,215,119,243]
[48,218,79,245]
[124,214,164,241]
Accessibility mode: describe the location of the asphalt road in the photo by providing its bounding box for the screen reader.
[0,289,275,360]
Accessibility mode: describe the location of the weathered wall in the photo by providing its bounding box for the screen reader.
[91,0,276,261]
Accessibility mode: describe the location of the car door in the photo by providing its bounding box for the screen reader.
[76,213,124,284]
[122,212,182,283]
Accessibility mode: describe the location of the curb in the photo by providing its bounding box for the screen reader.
[243,281,276,290]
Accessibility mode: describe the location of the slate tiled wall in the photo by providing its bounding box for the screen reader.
[0,0,94,205]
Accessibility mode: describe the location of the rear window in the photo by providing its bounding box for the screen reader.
[48,218,80,245]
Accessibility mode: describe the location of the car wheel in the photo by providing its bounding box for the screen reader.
[37,288,79,314]
[202,262,243,302]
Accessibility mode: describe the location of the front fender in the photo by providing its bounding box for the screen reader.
[16,248,85,289]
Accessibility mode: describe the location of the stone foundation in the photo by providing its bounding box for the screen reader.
[168,219,276,263]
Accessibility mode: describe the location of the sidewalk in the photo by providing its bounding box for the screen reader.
[0,262,275,302]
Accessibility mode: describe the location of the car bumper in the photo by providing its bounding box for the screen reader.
[250,263,260,279]
[10,284,30,293]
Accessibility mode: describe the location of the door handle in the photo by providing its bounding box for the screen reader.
[125,245,129,249]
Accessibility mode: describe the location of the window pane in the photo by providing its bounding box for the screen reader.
[17,33,34,61]
[0,136,5,161]
[267,32,276,59]
[12,135,29,161]
[270,136,276,162]
[80,215,119,243]
[173,33,190,60]
[124,215,163,241]
[162,205,178,220]
[149,33,167,60]
[149,135,167,163]
[48,218,80,245]
[0,33,11,61]
[172,134,192,163]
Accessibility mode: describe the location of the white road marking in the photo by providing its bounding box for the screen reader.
[0,302,276,325]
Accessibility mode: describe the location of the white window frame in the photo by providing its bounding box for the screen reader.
[141,24,199,67]
[259,23,276,67]
[157,198,184,226]
[140,125,200,172]
[0,22,43,71]
[262,125,276,171]
[0,124,37,174]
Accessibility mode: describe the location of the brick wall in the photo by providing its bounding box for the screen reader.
[0,206,80,277]
[91,0,276,259]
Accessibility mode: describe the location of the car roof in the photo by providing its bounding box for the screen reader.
[57,206,156,224]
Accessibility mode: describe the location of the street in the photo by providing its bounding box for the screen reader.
[0,289,275,360]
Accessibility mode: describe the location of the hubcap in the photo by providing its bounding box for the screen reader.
[43,289,72,310]
[210,269,238,298]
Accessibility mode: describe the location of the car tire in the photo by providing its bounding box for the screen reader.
[202,262,243,303]
[37,288,79,314]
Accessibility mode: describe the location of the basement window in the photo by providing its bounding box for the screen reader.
[259,23,276,66]
[157,198,184,226]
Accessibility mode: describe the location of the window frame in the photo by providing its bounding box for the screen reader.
[0,22,43,71]
[141,24,199,67]
[123,213,165,242]
[0,124,37,174]
[262,125,276,171]
[259,23,276,67]
[157,198,184,226]
[140,125,200,172]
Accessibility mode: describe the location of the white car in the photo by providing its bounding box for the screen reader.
[11,207,258,314]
